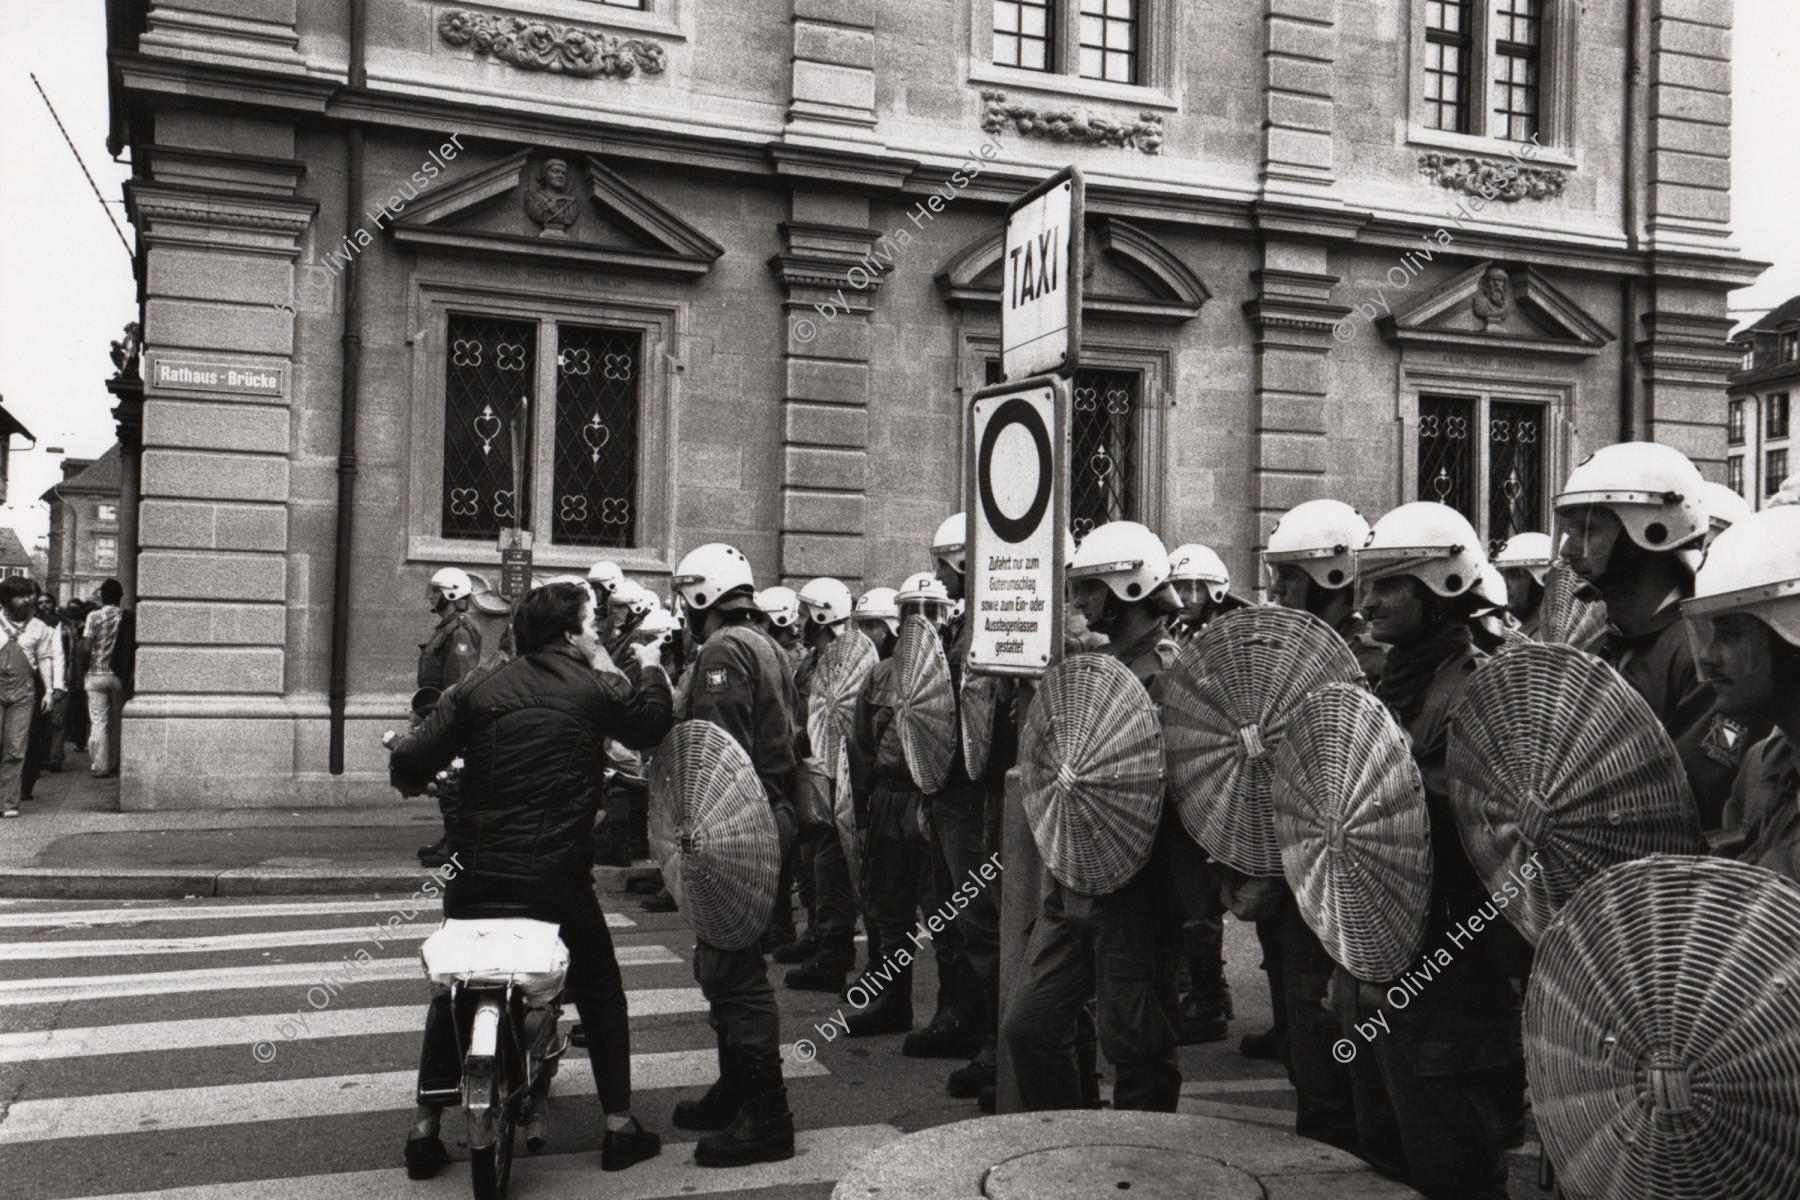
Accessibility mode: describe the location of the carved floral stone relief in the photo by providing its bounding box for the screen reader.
[979,90,1164,155]
[437,11,667,80]
[1417,152,1567,202]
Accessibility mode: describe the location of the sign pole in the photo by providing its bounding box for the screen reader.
[499,396,533,601]
[978,166,1082,1115]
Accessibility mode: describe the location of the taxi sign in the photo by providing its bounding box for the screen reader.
[1000,167,1084,381]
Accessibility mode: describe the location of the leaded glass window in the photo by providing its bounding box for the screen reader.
[553,326,641,548]
[442,313,535,540]
[1419,394,1477,520]
[1487,400,1545,553]
[1491,0,1540,142]
[985,360,1140,543]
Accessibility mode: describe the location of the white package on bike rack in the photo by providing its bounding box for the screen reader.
[420,919,570,1007]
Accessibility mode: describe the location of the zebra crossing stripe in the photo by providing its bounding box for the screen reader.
[0,900,636,930]
[0,1044,828,1145]
[0,944,683,1006]
[0,988,708,1062]
[60,1124,901,1200]
[0,924,441,961]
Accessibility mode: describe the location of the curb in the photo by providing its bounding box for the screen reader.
[0,862,666,901]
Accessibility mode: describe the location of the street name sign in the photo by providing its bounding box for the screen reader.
[966,376,1068,677]
[1000,167,1084,381]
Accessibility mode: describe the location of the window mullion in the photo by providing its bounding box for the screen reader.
[1061,1,1080,76]
[532,321,556,544]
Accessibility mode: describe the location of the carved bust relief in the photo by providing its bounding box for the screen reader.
[524,158,581,238]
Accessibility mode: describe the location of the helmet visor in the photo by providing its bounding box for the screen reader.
[1355,545,1451,584]
[1684,610,1777,688]
[1555,505,1623,578]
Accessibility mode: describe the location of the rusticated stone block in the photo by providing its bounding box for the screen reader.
[783,445,866,491]
[140,499,287,552]
[780,532,865,581]
[138,550,286,602]
[784,402,869,449]
[781,490,866,534]
[145,402,290,454]
[138,600,287,645]
[143,450,288,503]
[136,646,285,693]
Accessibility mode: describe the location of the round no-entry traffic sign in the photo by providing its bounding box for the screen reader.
[977,397,1053,544]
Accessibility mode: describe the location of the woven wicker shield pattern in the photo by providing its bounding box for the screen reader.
[807,629,878,783]
[1017,654,1165,896]
[1272,682,1433,982]
[896,615,957,794]
[1540,563,1608,652]
[832,740,863,908]
[1526,856,1800,1200]
[1162,606,1366,877]
[961,670,999,779]
[648,720,781,951]
[1448,642,1705,945]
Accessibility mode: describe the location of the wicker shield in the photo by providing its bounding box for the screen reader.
[1017,654,1165,896]
[831,740,863,908]
[1540,563,1609,652]
[807,629,877,782]
[1272,682,1433,982]
[896,615,957,794]
[647,720,781,951]
[1448,642,1705,945]
[1162,606,1367,877]
[1526,856,1800,1200]
[961,670,999,779]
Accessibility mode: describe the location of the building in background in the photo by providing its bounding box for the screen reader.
[0,528,36,582]
[0,399,35,507]
[43,446,124,605]
[103,0,1760,807]
[1727,297,1798,507]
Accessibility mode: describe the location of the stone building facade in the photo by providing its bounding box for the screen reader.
[43,447,126,606]
[1726,297,1797,507]
[105,0,1756,808]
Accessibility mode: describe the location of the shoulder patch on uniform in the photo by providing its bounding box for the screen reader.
[705,668,729,691]
[1701,714,1751,769]
[1153,639,1180,669]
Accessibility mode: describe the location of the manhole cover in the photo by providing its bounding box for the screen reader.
[984,1145,1261,1199]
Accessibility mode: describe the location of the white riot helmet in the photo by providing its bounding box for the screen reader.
[854,586,901,638]
[636,607,682,647]
[1554,442,1709,570]
[1168,543,1231,604]
[798,577,854,627]
[1698,480,1753,537]
[1356,502,1488,599]
[931,513,967,575]
[1263,499,1370,591]
[1476,563,1509,609]
[610,578,656,617]
[671,543,756,611]
[1067,520,1173,603]
[586,560,623,600]
[1493,532,1554,586]
[897,571,953,622]
[755,586,801,630]
[1686,507,1800,652]
[430,566,473,602]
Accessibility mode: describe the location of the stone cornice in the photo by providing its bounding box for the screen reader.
[127,181,318,238]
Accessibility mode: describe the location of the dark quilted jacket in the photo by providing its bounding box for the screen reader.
[390,645,673,885]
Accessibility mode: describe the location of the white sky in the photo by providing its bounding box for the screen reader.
[0,4,1796,549]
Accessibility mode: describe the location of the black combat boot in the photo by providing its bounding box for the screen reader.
[694,1054,795,1168]
[902,1003,981,1059]
[844,965,913,1037]
[783,934,853,993]
[946,1051,996,1098]
[769,928,818,965]
[671,1036,744,1132]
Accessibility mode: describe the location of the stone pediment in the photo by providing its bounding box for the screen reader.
[935,218,1209,325]
[1378,261,1612,359]
[388,150,722,279]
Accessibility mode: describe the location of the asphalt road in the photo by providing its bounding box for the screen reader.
[0,888,1546,1198]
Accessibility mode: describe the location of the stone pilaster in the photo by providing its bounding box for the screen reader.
[1260,0,1339,200]
[1636,300,1737,475]
[121,117,315,808]
[139,0,306,75]
[786,0,878,143]
[1242,245,1350,541]
[768,193,883,587]
[1646,0,1732,251]
[105,373,145,608]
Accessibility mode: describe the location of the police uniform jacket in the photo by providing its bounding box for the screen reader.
[1730,731,1800,885]
[848,657,926,841]
[1603,605,1751,829]
[418,610,482,691]
[680,621,799,816]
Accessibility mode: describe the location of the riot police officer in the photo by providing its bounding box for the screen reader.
[1167,543,1240,647]
[783,578,861,992]
[1554,443,1754,827]
[1492,532,1552,638]
[1001,520,1187,1113]
[666,543,799,1167]
[1686,506,1800,882]
[415,567,483,868]
[1339,502,1519,1200]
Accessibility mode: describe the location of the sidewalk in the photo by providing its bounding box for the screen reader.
[0,744,659,900]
